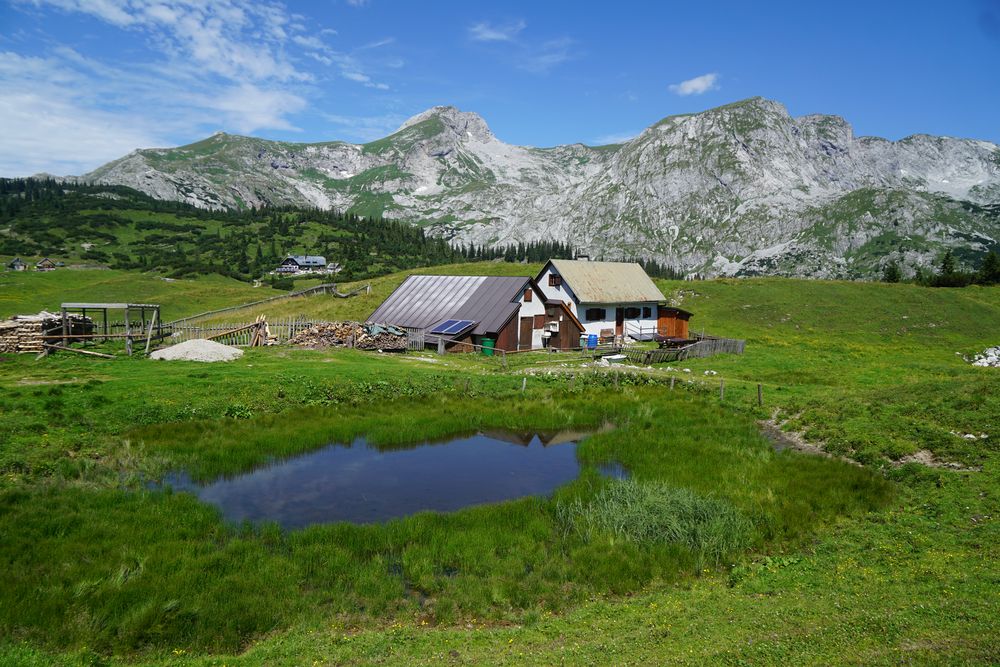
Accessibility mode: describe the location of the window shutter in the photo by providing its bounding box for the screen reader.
[524,288,532,302]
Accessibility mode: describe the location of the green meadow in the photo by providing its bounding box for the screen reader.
[0,269,281,320]
[0,266,998,665]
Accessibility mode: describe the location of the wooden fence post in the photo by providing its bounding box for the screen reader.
[670,376,675,391]
[757,383,763,407]
[521,377,527,393]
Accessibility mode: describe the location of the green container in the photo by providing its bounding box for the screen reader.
[481,338,495,356]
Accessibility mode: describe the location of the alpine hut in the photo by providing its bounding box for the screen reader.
[366,274,582,352]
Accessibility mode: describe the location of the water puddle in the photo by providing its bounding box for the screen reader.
[164,428,614,528]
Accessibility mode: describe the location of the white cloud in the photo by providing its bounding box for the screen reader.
[293,35,327,50]
[518,37,576,73]
[1,0,400,173]
[591,131,638,145]
[0,52,164,175]
[359,37,395,50]
[468,19,526,42]
[467,19,575,74]
[189,83,307,134]
[669,72,720,96]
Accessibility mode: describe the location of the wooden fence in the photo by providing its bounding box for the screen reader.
[164,318,324,345]
[621,335,745,365]
[405,329,425,351]
[680,336,746,359]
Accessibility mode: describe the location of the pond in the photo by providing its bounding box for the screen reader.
[164,428,620,528]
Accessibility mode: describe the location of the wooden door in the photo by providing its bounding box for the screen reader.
[519,317,533,350]
[615,307,624,337]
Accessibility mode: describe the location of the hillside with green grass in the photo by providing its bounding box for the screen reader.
[0,269,283,320]
[0,266,998,665]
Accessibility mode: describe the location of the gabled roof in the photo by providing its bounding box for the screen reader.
[539,259,665,304]
[367,275,533,336]
[285,255,326,266]
[543,299,585,332]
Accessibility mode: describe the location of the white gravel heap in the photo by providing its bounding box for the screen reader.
[150,339,244,362]
[970,346,1000,368]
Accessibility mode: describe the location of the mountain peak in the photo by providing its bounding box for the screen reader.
[397,106,494,142]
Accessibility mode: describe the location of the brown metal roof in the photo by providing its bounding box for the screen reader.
[367,275,531,335]
[541,259,666,304]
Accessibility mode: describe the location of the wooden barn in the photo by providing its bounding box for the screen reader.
[657,306,693,339]
[367,275,547,352]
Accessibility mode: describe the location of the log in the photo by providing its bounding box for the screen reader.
[43,343,115,359]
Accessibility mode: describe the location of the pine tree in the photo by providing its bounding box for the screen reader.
[882,261,902,283]
[939,250,956,276]
[979,251,1000,285]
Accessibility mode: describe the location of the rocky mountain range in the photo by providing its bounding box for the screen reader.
[78,97,1000,278]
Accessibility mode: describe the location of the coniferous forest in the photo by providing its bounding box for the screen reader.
[0,178,685,284]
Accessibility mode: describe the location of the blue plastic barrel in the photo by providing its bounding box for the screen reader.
[587,334,598,350]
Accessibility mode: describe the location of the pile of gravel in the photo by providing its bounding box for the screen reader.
[150,339,244,362]
[970,346,1000,368]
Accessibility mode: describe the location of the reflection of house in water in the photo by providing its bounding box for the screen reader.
[478,427,610,447]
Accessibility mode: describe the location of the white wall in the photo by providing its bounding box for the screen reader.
[536,265,579,315]
[514,283,547,349]
[578,303,660,338]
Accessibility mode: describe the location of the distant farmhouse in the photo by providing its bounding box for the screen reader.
[275,255,341,275]
[7,257,27,271]
[537,259,690,340]
[367,259,691,352]
[34,258,57,272]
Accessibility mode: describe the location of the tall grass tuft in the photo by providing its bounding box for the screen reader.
[557,480,753,563]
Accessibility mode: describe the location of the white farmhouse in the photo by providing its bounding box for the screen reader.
[275,255,334,274]
[535,259,667,340]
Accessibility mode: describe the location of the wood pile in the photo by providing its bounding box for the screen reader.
[0,311,93,353]
[289,321,407,351]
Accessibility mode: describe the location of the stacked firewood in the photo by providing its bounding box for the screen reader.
[356,323,408,351]
[289,321,407,351]
[0,311,92,353]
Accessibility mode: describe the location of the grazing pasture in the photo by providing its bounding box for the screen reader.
[0,266,998,665]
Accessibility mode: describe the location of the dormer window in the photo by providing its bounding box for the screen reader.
[548,274,562,287]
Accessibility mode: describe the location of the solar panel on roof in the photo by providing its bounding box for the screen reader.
[429,319,476,335]
[444,319,475,334]
[430,319,459,334]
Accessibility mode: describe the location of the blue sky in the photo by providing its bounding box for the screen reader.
[1,0,998,176]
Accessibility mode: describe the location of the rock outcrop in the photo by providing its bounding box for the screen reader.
[78,98,1000,278]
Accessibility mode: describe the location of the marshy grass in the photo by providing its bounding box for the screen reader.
[556,480,753,563]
